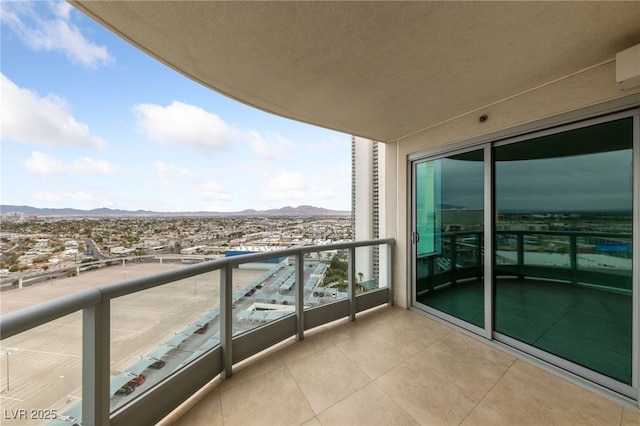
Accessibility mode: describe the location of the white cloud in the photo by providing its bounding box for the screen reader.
[259,170,309,202]
[32,189,115,208]
[253,166,337,203]
[133,101,296,160]
[307,135,351,154]
[23,151,119,176]
[0,1,112,68]
[153,160,233,204]
[53,1,73,20]
[33,190,93,203]
[195,182,233,201]
[72,157,120,175]
[32,191,63,203]
[133,101,241,155]
[155,160,196,180]
[23,151,67,175]
[247,131,294,161]
[2,74,107,150]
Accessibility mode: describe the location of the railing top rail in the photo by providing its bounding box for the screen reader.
[1,288,102,338]
[435,230,631,239]
[0,238,394,340]
[495,230,631,239]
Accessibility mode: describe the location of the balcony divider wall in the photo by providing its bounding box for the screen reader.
[411,103,639,401]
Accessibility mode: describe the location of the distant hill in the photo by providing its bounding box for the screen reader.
[0,204,350,217]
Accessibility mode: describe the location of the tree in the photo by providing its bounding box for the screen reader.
[322,255,348,287]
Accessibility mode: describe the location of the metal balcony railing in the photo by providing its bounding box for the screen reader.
[0,238,394,426]
[417,230,632,294]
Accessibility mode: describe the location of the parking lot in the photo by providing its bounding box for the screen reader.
[0,261,263,425]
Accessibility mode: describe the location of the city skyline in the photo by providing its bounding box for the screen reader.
[1,1,352,213]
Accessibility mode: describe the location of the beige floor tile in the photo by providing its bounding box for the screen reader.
[163,308,633,426]
[220,366,315,426]
[438,330,515,368]
[622,407,640,426]
[375,358,478,425]
[464,360,623,426]
[317,382,419,426]
[279,337,321,364]
[321,318,375,344]
[459,402,506,426]
[280,330,336,366]
[336,326,419,379]
[410,332,511,401]
[302,416,322,426]
[353,305,399,326]
[377,316,449,349]
[395,308,454,336]
[287,345,371,414]
[216,348,286,393]
[171,391,223,426]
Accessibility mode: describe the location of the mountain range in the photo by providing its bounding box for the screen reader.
[0,204,350,218]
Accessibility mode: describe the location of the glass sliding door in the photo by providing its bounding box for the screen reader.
[414,149,485,328]
[494,117,634,386]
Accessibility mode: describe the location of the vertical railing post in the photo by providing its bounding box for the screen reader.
[348,247,356,321]
[476,233,482,270]
[295,251,305,341]
[220,263,233,379]
[427,256,435,290]
[450,234,457,285]
[387,242,394,306]
[570,234,578,284]
[82,300,110,426]
[517,232,524,278]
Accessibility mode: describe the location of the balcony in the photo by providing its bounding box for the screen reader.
[162,305,640,425]
[0,239,394,425]
[1,234,639,425]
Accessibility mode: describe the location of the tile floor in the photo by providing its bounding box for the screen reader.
[159,306,640,426]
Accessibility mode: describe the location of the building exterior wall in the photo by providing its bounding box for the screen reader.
[387,60,640,308]
[352,136,374,243]
[352,137,388,286]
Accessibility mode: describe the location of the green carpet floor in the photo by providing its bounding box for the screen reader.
[418,278,632,384]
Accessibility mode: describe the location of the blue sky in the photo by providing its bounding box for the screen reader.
[1,1,351,212]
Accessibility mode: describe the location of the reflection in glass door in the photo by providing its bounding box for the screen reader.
[412,109,638,396]
[414,149,485,328]
[494,117,634,386]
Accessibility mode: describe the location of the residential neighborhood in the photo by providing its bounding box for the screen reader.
[0,214,352,282]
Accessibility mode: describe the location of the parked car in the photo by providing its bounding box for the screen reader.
[116,384,135,396]
[149,360,165,369]
[128,373,146,387]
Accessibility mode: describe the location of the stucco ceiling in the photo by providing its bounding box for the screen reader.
[71,1,640,143]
